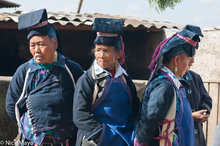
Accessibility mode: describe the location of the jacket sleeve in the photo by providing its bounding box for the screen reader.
[125,75,140,119]
[135,80,174,144]
[65,58,84,83]
[5,63,28,121]
[73,71,103,139]
[196,73,212,114]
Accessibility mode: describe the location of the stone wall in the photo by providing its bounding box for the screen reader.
[191,28,220,82]
[0,77,17,141]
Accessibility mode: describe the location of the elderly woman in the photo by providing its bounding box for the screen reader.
[73,18,140,146]
[5,9,84,146]
[134,25,203,146]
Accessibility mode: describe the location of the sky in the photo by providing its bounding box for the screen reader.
[1,0,220,29]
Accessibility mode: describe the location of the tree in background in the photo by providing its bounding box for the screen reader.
[77,0,183,13]
[148,0,183,12]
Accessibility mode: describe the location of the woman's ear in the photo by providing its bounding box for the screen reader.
[117,50,123,60]
[174,55,180,66]
[51,37,58,51]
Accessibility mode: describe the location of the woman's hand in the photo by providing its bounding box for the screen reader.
[192,109,209,123]
[90,131,101,144]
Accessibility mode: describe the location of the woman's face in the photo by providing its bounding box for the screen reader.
[94,44,121,70]
[176,53,191,78]
[29,35,57,64]
[188,48,197,69]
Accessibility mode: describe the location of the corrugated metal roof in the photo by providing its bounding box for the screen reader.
[0,11,184,31]
[203,26,220,31]
[0,0,20,8]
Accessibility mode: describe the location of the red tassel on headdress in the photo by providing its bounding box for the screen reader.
[118,36,127,69]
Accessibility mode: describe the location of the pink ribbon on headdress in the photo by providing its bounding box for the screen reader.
[30,20,48,30]
[176,33,197,47]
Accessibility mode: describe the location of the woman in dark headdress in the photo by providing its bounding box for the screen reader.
[6,9,84,146]
[73,17,140,146]
[134,25,203,146]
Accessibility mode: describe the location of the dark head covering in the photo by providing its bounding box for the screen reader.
[92,17,126,66]
[18,9,62,52]
[148,24,203,82]
[160,25,203,60]
[92,17,124,50]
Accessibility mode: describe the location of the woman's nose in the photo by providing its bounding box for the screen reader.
[99,51,105,57]
[35,45,41,52]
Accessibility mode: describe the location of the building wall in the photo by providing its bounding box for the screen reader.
[0,28,165,80]
[0,29,30,76]
[191,29,220,82]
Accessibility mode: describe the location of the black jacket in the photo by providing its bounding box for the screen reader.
[180,70,212,146]
[135,76,175,145]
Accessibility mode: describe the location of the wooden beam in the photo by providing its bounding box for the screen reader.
[0,22,17,29]
[77,0,84,13]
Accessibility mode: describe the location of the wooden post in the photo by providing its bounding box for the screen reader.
[203,82,209,142]
[207,83,219,146]
[77,0,84,13]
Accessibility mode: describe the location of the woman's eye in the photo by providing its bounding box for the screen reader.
[103,49,109,53]
[39,43,45,46]
[96,49,100,52]
[30,44,35,48]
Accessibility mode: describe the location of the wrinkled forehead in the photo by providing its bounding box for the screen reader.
[29,35,51,43]
[95,44,115,49]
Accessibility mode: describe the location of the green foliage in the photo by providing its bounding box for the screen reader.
[148,0,183,12]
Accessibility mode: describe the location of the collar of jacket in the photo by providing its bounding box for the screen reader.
[28,52,66,73]
[179,71,193,85]
[93,59,127,78]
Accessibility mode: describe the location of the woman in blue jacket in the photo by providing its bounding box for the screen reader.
[134,25,203,146]
[5,9,84,146]
[73,18,140,146]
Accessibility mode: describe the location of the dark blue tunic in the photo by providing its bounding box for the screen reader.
[73,64,140,146]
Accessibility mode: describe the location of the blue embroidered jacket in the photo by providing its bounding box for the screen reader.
[6,55,83,134]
